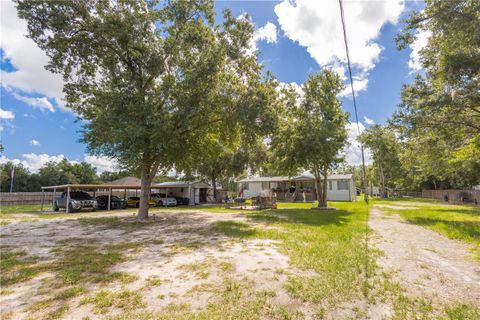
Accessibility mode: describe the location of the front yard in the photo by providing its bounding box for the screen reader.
[0,199,478,319]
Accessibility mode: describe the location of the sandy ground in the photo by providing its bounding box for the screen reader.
[369,208,480,310]
[0,210,308,319]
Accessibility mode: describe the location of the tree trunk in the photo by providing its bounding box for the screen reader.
[378,164,386,198]
[321,168,328,207]
[313,164,327,208]
[138,164,152,220]
[211,171,217,203]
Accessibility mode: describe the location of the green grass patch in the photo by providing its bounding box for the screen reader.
[108,278,303,320]
[0,204,42,214]
[54,286,87,300]
[210,201,371,309]
[0,250,48,287]
[373,198,480,259]
[81,289,145,314]
[51,242,142,285]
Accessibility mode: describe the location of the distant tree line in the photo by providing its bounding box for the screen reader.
[1,159,138,192]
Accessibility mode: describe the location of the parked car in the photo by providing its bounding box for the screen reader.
[150,193,177,207]
[96,195,127,210]
[174,196,189,205]
[54,191,97,212]
[126,197,156,208]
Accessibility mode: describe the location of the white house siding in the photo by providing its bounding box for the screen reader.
[327,179,354,202]
[238,174,356,202]
[242,182,263,199]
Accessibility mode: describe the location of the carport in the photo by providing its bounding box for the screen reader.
[40,183,152,213]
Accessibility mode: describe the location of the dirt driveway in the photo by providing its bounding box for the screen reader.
[0,210,308,320]
[368,207,480,317]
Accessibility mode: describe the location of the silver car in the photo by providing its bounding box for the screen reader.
[54,191,98,212]
[150,193,177,207]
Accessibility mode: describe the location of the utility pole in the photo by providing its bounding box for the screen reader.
[10,165,14,192]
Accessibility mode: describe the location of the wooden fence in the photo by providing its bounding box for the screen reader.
[422,189,480,204]
[0,192,54,206]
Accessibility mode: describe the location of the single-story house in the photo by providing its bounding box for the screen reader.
[154,181,212,205]
[237,174,356,202]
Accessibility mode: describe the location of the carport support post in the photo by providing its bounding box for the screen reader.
[108,187,112,211]
[66,186,70,213]
[40,188,45,212]
[188,185,193,206]
[52,187,57,210]
[165,188,168,207]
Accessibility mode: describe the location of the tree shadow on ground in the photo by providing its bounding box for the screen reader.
[248,208,353,227]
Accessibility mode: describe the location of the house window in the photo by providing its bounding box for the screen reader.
[242,182,249,190]
[337,180,349,190]
[261,182,269,190]
[329,181,332,190]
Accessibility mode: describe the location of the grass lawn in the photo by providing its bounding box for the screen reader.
[0,204,43,214]
[214,201,371,313]
[1,198,478,319]
[372,197,480,259]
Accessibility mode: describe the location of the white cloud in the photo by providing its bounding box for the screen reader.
[254,22,277,44]
[29,139,40,146]
[0,153,119,174]
[0,0,65,110]
[344,122,372,165]
[338,77,369,97]
[84,155,119,174]
[275,0,405,95]
[12,93,55,112]
[0,108,15,133]
[0,108,15,120]
[0,153,66,173]
[408,29,431,72]
[364,116,375,125]
[239,15,278,55]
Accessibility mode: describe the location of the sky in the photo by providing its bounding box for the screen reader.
[0,0,426,174]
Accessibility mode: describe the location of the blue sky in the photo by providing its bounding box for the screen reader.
[0,0,425,173]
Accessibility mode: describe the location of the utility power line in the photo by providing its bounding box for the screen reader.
[338,0,369,204]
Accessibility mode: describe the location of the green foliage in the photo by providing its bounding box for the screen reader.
[359,125,404,196]
[0,162,39,192]
[393,0,480,189]
[0,158,99,192]
[271,70,348,207]
[98,171,132,183]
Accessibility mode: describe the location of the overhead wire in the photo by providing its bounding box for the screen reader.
[338,0,369,204]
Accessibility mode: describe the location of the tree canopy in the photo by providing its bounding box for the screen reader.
[271,70,348,207]
[390,0,480,190]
